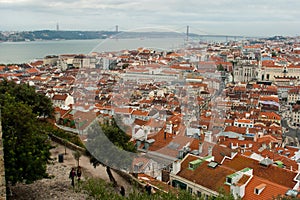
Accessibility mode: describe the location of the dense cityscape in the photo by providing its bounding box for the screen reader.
[1,35,300,199]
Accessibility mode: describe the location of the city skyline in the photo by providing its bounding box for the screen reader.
[0,0,300,37]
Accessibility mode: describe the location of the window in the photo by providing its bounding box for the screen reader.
[197,191,202,197]
[226,177,232,184]
[205,194,209,200]
[188,187,193,194]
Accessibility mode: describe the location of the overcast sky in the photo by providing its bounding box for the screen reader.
[0,0,299,36]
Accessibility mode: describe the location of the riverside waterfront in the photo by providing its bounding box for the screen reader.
[0,38,184,64]
[0,36,226,64]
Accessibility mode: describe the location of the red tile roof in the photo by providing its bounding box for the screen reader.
[259,112,281,121]
[132,110,149,117]
[222,154,297,188]
[259,96,279,103]
[52,94,68,101]
[243,176,289,200]
[176,154,232,193]
[114,107,134,114]
[26,67,40,74]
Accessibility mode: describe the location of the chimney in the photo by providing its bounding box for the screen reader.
[208,146,213,156]
[199,142,203,154]
[205,131,212,143]
[172,160,181,174]
[136,140,141,149]
[144,142,149,150]
[144,128,148,141]
[254,184,266,195]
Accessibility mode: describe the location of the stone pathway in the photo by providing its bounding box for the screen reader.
[8,142,132,200]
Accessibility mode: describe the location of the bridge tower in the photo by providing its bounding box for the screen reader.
[186,25,189,42]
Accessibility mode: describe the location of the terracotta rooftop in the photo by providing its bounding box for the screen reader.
[212,144,235,163]
[113,107,134,114]
[222,154,297,188]
[52,94,68,101]
[177,154,232,193]
[132,110,149,117]
[259,96,279,103]
[259,112,281,121]
[243,176,289,200]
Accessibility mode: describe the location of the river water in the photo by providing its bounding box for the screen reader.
[0,37,225,64]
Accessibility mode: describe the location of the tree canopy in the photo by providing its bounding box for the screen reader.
[0,80,53,184]
[0,80,53,118]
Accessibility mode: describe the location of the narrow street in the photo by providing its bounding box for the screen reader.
[281,119,300,147]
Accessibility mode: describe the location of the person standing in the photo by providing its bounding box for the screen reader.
[69,167,76,188]
[145,183,152,195]
[120,186,125,197]
[77,166,82,182]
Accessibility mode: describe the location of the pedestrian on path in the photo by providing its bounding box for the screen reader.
[77,166,82,182]
[69,167,76,188]
[120,186,125,197]
[145,183,152,195]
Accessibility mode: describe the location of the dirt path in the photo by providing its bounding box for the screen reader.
[50,142,132,192]
[8,142,133,199]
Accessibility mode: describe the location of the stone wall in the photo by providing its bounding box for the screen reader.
[0,118,6,199]
[48,134,86,154]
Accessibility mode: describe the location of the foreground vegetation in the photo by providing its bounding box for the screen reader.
[78,177,300,200]
[0,80,54,184]
[80,177,237,200]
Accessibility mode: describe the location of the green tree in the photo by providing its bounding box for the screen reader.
[217,64,224,71]
[0,81,53,184]
[0,80,53,118]
[1,95,52,184]
[73,150,82,167]
[100,118,136,152]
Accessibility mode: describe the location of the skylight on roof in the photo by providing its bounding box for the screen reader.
[207,161,218,168]
[285,189,299,197]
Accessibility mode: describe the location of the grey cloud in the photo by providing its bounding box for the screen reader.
[0,0,299,35]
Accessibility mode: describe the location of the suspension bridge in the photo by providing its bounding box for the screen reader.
[105,25,259,41]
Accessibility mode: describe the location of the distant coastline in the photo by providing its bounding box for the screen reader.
[0,30,249,42]
[0,38,186,64]
[0,30,115,42]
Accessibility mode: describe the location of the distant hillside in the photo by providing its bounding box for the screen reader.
[0,30,117,42]
[0,30,200,42]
